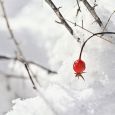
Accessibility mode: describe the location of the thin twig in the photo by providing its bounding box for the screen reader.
[27,67,41,86]
[0,55,57,74]
[24,64,37,89]
[79,32,115,59]
[65,19,113,43]
[76,0,81,16]
[103,10,115,32]
[81,0,103,27]
[0,0,22,56]
[29,61,57,74]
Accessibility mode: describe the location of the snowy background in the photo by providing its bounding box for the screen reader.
[0,0,115,115]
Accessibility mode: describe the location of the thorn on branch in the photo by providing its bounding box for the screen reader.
[57,6,62,10]
[47,70,57,74]
[76,8,81,16]
[93,4,98,9]
[55,20,63,24]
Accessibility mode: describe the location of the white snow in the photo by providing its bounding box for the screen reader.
[0,0,115,115]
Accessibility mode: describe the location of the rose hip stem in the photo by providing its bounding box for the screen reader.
[79,32,115,59]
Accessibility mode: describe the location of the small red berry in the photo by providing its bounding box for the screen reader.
[73,59,86,74]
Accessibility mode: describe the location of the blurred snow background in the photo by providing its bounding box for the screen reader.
[0,0,115,115]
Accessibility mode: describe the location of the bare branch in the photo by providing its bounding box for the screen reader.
[103,10,115,32]
[0,0,57,89]
[0,55,57,74]
[24,64,37,89]
[45,0,80,41]
[26,66,41,86]
[81,0,103,27]
[29,61,57,74]
[0,0,23,56]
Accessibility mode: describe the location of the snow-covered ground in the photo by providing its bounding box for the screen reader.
[0,0,115,115]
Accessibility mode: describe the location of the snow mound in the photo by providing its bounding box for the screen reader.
[6,97,54,115]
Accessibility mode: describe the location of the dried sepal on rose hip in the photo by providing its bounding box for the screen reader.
[73,32,115,80]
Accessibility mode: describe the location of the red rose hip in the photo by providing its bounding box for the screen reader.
[73,59,85,74]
